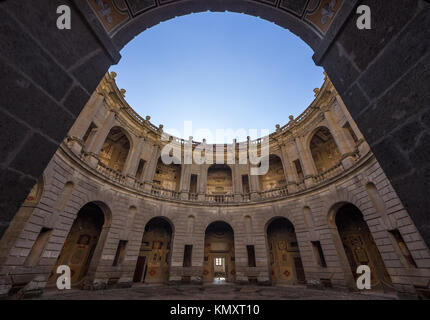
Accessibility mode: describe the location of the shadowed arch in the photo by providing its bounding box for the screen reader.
[98,125,133,173]
[203,220,235,282]
[48,201,112,288]
[265,216,305,285]
[330,202,394,292]
[133,216,174,283]
[107,0,328,51]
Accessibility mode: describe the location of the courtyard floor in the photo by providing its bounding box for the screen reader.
[35,284,397,300]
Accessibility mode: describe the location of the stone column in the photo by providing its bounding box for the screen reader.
[335,94,370,156]
[197,165,208,201]
[84,109,116,168]
[280,144,298,193]
[179,164,191,200]
[248,166,261,200]
[322,105,355,169]
[232,164,242,201]
[123,136,145,183]
[294,136,316,188]
[142,144,160,191]
[68,92,104,154]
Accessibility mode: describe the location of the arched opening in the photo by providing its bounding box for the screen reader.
[152,157,182,191]
[334,203,393,292]
[266,217,305,285]
[133,217,173,284]
[207,164,233,195]
[259,155,286,191]
[309,126,341,174]
[48,202,105,288]
[203,221,235,283]
[98,126,131,173]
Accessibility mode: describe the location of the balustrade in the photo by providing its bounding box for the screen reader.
[63,139,365,204]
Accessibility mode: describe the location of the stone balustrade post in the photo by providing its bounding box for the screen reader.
[294,136,316,188]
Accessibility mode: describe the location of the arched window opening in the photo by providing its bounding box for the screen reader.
[133,217,172,284]
[335,204,393,293]
[153,158,181,191]
[310,127,341,174]
[259,155,286,191]
[203,221,235,283]
[266,217,305,285]
[48,202,105,287]
[98,126,131,173]
[207,164,233,195]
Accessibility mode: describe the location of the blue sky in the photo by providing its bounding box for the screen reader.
[109,12,324,143]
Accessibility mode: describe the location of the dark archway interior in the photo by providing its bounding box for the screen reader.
[48,202,104,287]
[267,217,305,285]
[335,203,393,292]
[0,1,429,251]
[133,217,173,283]
[99,126,131,172]
[204,221,235,282]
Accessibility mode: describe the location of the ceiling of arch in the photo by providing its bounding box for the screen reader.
[88,0,344,38]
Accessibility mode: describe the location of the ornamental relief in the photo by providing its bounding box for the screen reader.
[88,0,344,37]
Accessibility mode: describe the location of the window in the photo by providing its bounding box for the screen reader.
[242,175,250,194]
[113,240,128,266]
[311,241,327,268]
[293,159,304,182]
[343,121,358,143]
[215,258,223,266]
[82,122,97,145]
[135,159,146,180]
[389,229,417,268]
[183,245,193,267]
[190,174,198,194]
[247,245,256,267]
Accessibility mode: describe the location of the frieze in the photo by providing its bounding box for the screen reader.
[88,0,344,37]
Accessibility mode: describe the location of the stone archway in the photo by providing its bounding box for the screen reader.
[203,221,235,283]
[133,217,173,284]
[259,154,287,191]
[1,1,429,251]
[333,203,394,292]
[48,202,106,288]
[153,157,182,192]
[266,217,306,285]
[309,126,341,174]
[98,126,132,173]
[207,164,233,196]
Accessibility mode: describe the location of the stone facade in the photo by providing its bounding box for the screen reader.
[0,72,429,299]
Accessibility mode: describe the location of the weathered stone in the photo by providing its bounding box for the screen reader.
[0,111,29,164]
[0,7,73,102]
[359,5,430,100]
[337,0,420,72]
